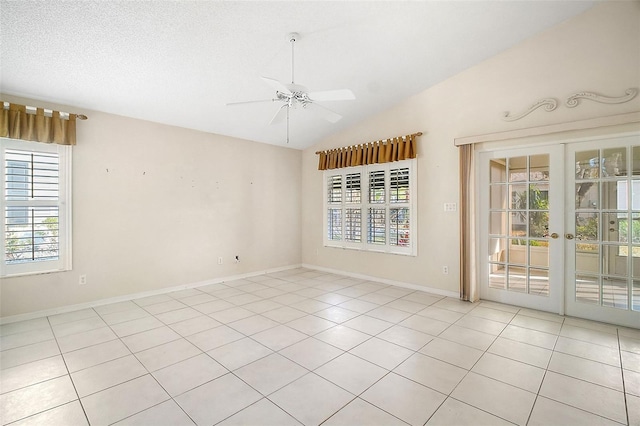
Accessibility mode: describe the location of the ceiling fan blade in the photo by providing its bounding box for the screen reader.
[226,99,275,106]
[307,89,355,102]
[270,105,288,125]
[261,76,292,94]
[305,102,342,123]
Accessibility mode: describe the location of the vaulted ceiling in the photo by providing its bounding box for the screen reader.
[0,1,597,149]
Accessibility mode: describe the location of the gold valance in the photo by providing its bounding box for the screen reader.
[0,102,87,146]
[316,132,421,170]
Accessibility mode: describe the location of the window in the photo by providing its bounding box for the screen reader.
[1,138,72,276]
[323,159,416,255]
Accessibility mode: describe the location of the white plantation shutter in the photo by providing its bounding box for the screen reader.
[323,159,416,255]
[1,138,71,276]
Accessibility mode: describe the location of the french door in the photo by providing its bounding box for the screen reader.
[479,134,640,328]
[565,136,640,328]
[478,145,564,313]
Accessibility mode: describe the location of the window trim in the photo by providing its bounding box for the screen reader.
[323,159,417,256]
[1,138,72,277]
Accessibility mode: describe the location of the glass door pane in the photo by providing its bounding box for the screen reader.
[488,154,550,296]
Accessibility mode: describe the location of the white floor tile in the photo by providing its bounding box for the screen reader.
[175,373,261,426]
[419,337,483,370]
[10,400,88,426]
[500,324,557,350]
[471,352,545,393]
[315,353,387,395]
[234,353,308,395]
[121,326,181,353]
[337,299,379,314]
[0,318,50,337]
[286,315,336,335]
[528,395,621,426]
[169,315,221,337]
[135,338,201,372]
[624,368,640,397]
[399,315,451,335]
[63,339,130,373]
[279,337,344,370]
[366,306,412,324]
[260,306,307,323]
[342,315,394,336]
[622,350,640,373]
[0,355,67,394]
[110,317,164,338]
[152,353,227,396]
[628,394,640,426]
[0,375,77,424]
[548,352,623,391]
[394,353,467,394]
[251,325,307,351]
[314,307,360,323]
[207,337,273,371]
[323,397,407,426]
[349,337,413,370]
[377,325,433,350]
[48,309,98,326]
[438,325,496,351]
[314,325,371,351]
[217,398,302,426]
[510,314,562,334]
[0,340,60,370]
[208,306,254,323]
[451,372,536,425]
[154,307,202,325]
[0,328,54,351]
[113,400,194,426]
[269,373,355,426]
[186,325,244,351]
[361,373,446,426]
[228,315,279,335]
[539,371,627,424]
[554,336,621,367]
[93,301,143,316]
[426,397,513,426]
[466,306,516,323]
[81,375,170,425]
[454,315,507,336]
[99,308,150,326]
[487,337,552,369]
[416,306,464,324]
[57,327,118,353]
[71,354,147,397]
[559,325,619,349]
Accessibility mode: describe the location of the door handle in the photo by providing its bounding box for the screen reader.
[565,233,574,240]
[550,233,559,239]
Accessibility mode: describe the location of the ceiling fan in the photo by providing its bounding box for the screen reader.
[226,32,355,143]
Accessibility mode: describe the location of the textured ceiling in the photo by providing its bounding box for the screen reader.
[0,1,596,149]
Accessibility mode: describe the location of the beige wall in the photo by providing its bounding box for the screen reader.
[301,2,640,292]
[1,96,302,317]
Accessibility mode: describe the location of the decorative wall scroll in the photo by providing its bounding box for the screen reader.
[502,88,638,122]
[503,98,558,122]
[566,88,638,108]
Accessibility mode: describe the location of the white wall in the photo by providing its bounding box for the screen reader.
[301,2,640,293]
[0,96,302,317]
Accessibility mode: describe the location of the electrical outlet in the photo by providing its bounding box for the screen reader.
[442,266,449,275]
[217,257,223,265]
[79,274,87,285]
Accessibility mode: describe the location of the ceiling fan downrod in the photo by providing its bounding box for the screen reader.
[288,32,299,85]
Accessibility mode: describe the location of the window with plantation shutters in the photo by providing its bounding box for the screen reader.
[1,138,71,276]
[323,159,416,255]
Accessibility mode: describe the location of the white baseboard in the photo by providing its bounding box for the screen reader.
[302,263,459,299]
[0,264,302,325]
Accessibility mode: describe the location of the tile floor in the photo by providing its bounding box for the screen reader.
[1,267,639,426]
